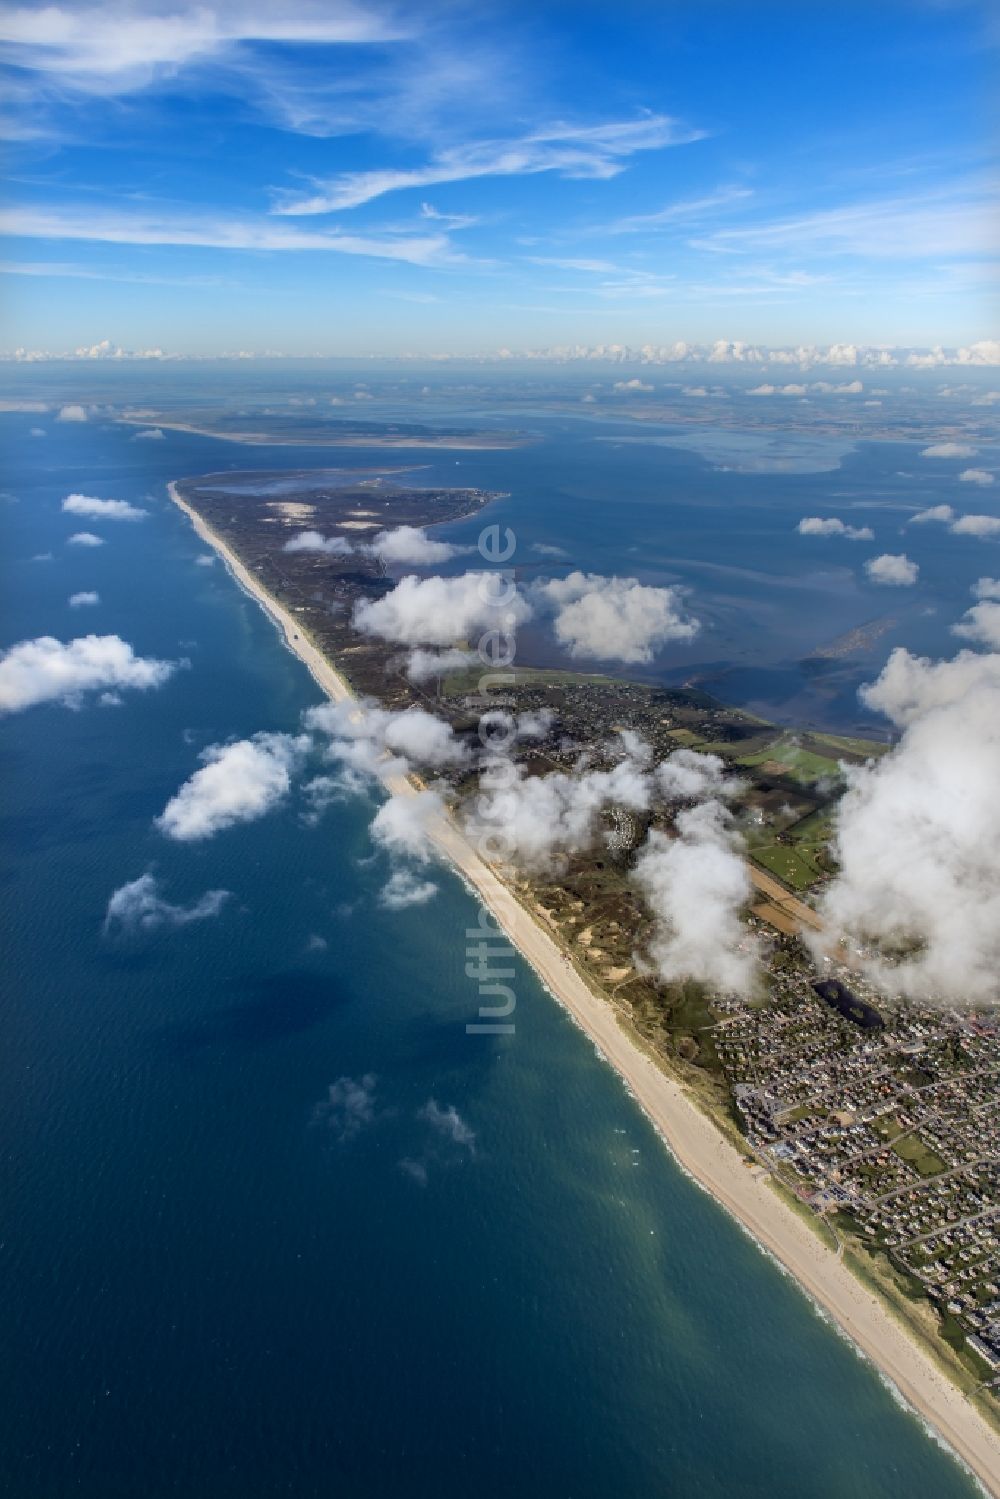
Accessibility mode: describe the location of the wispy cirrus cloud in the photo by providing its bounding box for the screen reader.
[601,185,754,236]
[272,114,702,215]
[0,259,234,287]
[690,181,998,261]
[0,206,460,265]
[0,3,557,165]
[523,255,621,274]
[0,4,409,94]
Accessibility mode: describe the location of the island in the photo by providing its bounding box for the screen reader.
[169,467,1000,1498]
[120,411,535,448]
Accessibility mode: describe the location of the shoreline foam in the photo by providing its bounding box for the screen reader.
[167,480,1000,1499]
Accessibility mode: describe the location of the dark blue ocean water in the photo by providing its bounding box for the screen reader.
[0,398,988,1497]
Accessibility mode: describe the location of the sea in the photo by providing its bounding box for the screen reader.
[1,364,995,1497]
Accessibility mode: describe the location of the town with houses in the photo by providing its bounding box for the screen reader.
[716,956,1000,1386]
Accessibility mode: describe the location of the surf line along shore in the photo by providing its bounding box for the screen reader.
[168,481,1000,1499]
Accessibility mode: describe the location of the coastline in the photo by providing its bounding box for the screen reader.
[167,479,1000,1499]
[128,418,529,450]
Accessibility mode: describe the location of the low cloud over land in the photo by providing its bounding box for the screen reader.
[307,698,469,771]
[370,525,464,565]
[283,530,353,555]
[404,647,476,682]
[535,571,698,663]
[633,800,756,995]
[354,571,531,646]
[816,647,1000,1003]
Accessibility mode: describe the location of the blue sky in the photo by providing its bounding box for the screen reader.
[1,1,996,356]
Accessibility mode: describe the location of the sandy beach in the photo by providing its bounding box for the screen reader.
[169,480,1000,1498]
[131,418,528,449]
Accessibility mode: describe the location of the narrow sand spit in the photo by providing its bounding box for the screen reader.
[169,481,1000,1498]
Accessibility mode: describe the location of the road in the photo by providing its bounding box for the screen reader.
[749,865,825,932]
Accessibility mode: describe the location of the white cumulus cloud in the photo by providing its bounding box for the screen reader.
[369,787,445,863]
[62,492,146,521]
[404,646,476,682]
[959,468,995,486]
[354,571,532,647]
[953,601,1000,649]
[469,749,653,873]
[656,747,741,800]
[307,698,469,770]
[633,801,756,995]
[951,514,1000,538]
[815,647,1000,1003]
[68,590,99,608]
[865,553,919,586]
[911,504,955,524]
[797,516,874,540]
[920,442,977,458]
[536,571,698,663]
[0,633,176,714]
[369,525,463,565]
[67,531,103,546]
[283,529,353,555]
[155,731,308,840]
[57,403,87,422]
[379,708,468,767]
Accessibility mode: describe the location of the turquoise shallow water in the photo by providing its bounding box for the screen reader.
[0,403,987,1497]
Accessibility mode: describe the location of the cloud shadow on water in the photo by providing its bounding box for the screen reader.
[165,969,348,1054]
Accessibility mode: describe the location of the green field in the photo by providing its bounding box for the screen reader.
[787,806,835,845]
[813,731,890,758]
[736,735,843,785]
[440,663,620,697]
[873,1116,949,1179]
[750,840,827,890]
[890,1132,948,1178]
